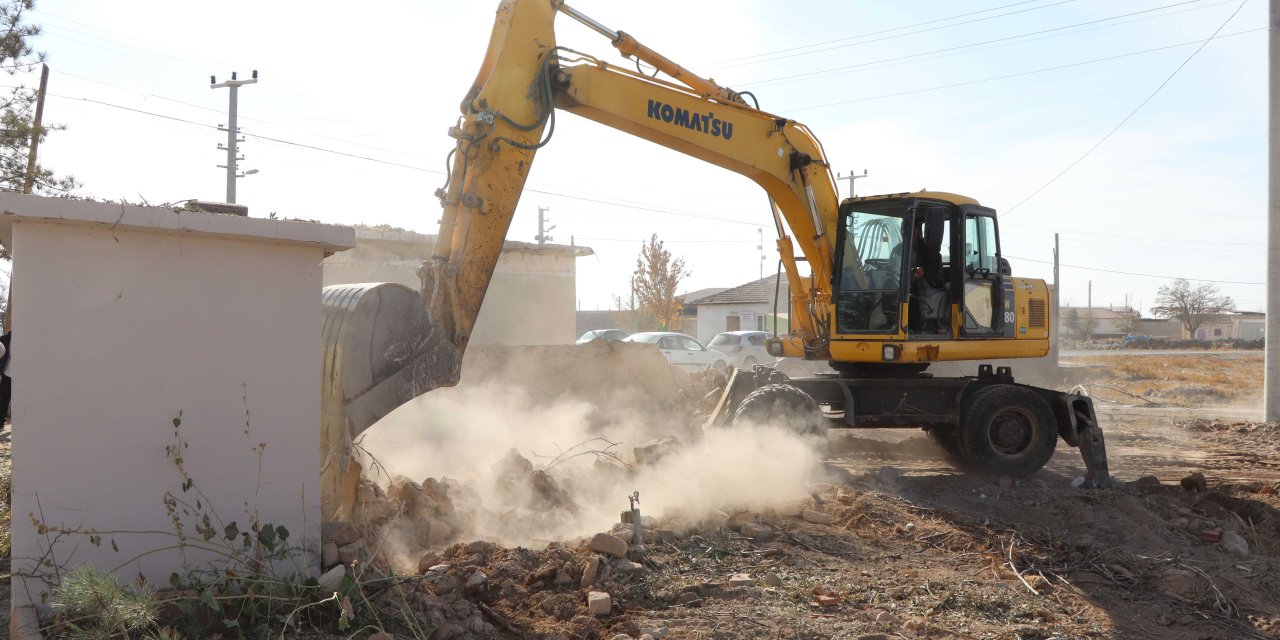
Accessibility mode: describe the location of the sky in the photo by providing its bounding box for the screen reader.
[14,0,1271,315]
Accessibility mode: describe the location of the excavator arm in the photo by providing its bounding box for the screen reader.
[321,0,846,517]
[429,0,841,364]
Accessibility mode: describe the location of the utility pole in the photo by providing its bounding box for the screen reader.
[1051,233,1059,364]
[1086,280,1093,342]
[22,63,49,195]
[536,206,554,244]
[837,169,869,199]
[211,70,258,204]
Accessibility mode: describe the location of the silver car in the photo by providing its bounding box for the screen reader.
[624,332,730,373]
[708,330,774,368]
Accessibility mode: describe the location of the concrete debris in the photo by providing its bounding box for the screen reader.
[1180,472,1208,492]
[317,564,345,593]
[703,509,731,529]
[581,555,602,587]
[609,522,635,543]
[726,511,759,531]
[421,477,455,515]
[415,515,455,547]
[802,509,835,525]
[873,609,901,624]
[1133,475,1162,494]
[320,541,339,569]
[728,573,753,587]
[390,475,441,516]
[588,591,612,616]
[589,532,630,558]
[739,521,773,540]
[633,436,682,466]
[614,559,646,574]
[337,539,366,567]
[1220,530,1250,557]
[464,570,488,594]
[321,521,360,547]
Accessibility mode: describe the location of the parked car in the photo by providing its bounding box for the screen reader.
[708,330,775,368]
[576,329,629,344]
[623,332,730,373]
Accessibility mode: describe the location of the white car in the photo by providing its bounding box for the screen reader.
[708,330,775,368]
[624,332,730,373]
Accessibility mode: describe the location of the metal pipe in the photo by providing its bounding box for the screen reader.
[557,2,618,40]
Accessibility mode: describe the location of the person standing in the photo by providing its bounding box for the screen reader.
[0,331,11,422]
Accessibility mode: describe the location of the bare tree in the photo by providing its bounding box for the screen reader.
[1064,308,1096,340]
[611,292,653,334]
[629,234,689,331]
[1150,278,1234,337]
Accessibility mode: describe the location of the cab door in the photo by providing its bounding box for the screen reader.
[957,205,1014,338]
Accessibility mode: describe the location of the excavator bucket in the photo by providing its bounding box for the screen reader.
[320,282,462,519]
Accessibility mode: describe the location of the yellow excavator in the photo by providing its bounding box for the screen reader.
[320,0,1108,518]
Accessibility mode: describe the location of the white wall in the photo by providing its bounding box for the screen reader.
[4,197,351,609]
[323,231,586,346]
[694,304,772,344]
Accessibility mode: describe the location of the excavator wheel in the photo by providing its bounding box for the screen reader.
[956,384,1057,477]
[925,428,970,469]
[732,383,826,440]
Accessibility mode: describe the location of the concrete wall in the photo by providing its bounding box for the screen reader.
[323,230,588,346]
[1,196,352,610]
[1234,318,1265,340]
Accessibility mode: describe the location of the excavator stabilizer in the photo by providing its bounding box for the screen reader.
[320,283,462,519]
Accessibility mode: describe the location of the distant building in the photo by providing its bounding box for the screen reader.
[675,286,729,339]
[1190,311,1265,341]
[323,227,592,346]
[685,275,792,345]
[1135,317,1182,339]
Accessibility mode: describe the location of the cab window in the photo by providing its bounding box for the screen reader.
[835,202,907,333]
[964,215,999,273]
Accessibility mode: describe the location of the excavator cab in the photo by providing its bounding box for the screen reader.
[833,193,1021,344]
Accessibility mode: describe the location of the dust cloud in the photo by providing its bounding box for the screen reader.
[352,344,825,552]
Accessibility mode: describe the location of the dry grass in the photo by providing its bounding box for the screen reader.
[0,465,9,558]
[1066,353,1262,405]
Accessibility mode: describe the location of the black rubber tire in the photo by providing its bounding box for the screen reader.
[925,428,970,469]
[732,383,826,438]
[957,384,1057,477]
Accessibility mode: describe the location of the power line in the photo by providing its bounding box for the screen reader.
[783,25,1266,113]
[741,0,1232,89]
[1001,0,1250,218]
[46,93,767,227]
[704,0,1081,71]
[576,237,760,243]
[1006,253,1264,285]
